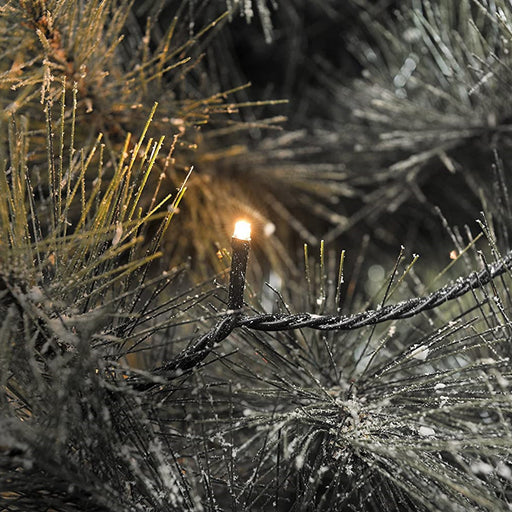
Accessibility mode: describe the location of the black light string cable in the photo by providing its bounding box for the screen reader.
[239,250,512,331]
[135,223,512,388]
[149,221,251,379]
[131,221,252,389]
[228,220,251,310]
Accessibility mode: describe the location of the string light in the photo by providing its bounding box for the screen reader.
[233,220,251,241]
[135,248,512,387]
[228,220,251,310]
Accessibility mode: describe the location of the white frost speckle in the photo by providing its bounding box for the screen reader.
[497,462,512,480]
[418,426,435,437]
[27,286,44,302]
[411,345,429,360]
[434,383,446,390]
[112,223,123,246]
[471,462,493,475]
[403,28,422,43]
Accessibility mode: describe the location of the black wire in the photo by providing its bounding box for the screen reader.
[238,251,512,331]
[132,315,239,390]
[154,314,239,375]
[137,251,512,387]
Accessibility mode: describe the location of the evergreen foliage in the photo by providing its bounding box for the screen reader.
[1,1,512,511]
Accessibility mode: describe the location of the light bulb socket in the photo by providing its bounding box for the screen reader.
[228,236,250,310]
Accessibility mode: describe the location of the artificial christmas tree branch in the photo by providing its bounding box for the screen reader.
[4,2,512,511]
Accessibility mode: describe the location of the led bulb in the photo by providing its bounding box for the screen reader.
[233,220,251,241]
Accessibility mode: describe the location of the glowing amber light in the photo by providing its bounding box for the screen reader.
[233,220,251,241]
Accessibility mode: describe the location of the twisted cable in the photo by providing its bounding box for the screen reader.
[154,315,238,374]
[138,251,511,387]
[238,251,512,331]
[132,315,238,390]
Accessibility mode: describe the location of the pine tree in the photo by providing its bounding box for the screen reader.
[1,1,512,511]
